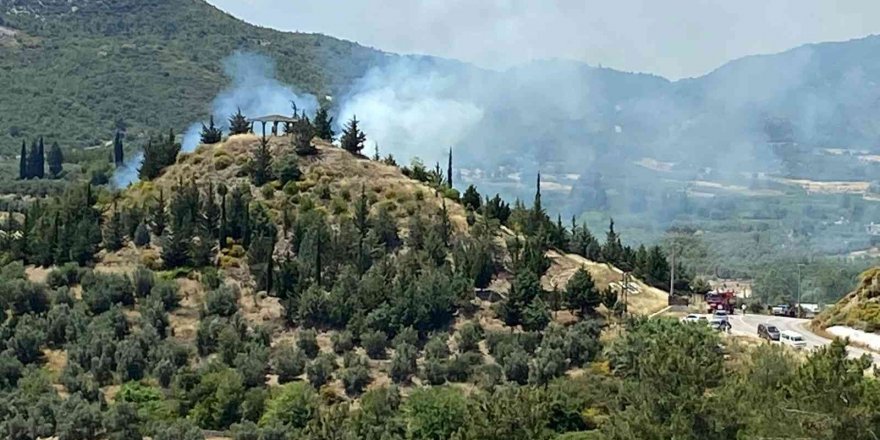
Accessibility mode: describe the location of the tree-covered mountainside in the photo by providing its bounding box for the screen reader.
[0,0,385,149]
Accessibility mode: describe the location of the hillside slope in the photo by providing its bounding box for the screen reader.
[815,267,880,332]
[118,134,667,317]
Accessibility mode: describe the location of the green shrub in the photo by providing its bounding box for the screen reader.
[271,343,307,384]
[260,382,318,429]
[297,329,320,359]
[362,330,388,360]
[133,266,155,298]
[331,331,354,354]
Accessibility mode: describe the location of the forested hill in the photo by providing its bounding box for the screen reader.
[0,0,385,149]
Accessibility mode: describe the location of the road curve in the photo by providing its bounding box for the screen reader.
[728,313,880,364]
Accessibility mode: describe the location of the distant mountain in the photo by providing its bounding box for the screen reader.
[0,0,385,149]
[1,0,879,183]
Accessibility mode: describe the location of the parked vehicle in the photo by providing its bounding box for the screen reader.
[713,310,730,323]
[706,290,735,314]
[681,314,700,323]
[779,330,807,349]
[757,323,780,341]
[772,305,794,317]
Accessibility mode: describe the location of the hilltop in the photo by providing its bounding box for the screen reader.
[115,133,669,329]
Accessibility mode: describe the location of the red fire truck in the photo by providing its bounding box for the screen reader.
[705,289,735,314]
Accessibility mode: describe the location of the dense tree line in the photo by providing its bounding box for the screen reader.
[0,259,873,440]
[18,137,64,180]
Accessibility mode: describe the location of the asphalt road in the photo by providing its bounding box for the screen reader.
[727,313,880,364]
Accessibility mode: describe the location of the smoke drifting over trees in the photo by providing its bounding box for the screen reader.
[113,52,319,187]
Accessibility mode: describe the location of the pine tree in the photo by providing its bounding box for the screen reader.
[161,225,190,269]
[462,185,481,211]
[70,216,101,266]
[200,116,223,145]
[602,219,624,265]
[104,200,126,252]
[47,142,64,179]
[139,131,181,180]
[18,141,27,180]
[247,229,276,293]
[293,117,316,156]
[447,147,454,188]
[189,223,214,268]
[150,190,168,236]
[372,143,380,161]
[353,185,370,273]
[201,182,220,241]
[228,108,250,135]
[340,115,367,155]
[313,107,335,141]
[565,267,601,316]
[227,186,248,241]
[251,133,273,186]
[133,222,150,247]
[113,131,124,167]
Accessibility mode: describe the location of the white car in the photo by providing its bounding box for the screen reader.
[780,330,807,350]
[681,314,700,323]
[713,310,730,323]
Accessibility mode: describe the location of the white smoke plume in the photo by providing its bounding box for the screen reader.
[112,51,318,187]
[338,58,484,167]
[181,51,319,152]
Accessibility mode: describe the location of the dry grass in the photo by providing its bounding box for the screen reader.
[169,278,205,343]
[25,265,51,284]
[777,178,870,194]
[814,267,880,331]
[544,250,669,316]
[42,349,67,377]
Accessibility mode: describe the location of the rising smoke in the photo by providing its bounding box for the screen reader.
[338,58,485,167]
[112,52,318,187]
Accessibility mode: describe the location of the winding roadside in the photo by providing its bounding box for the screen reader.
[728,313,880,364]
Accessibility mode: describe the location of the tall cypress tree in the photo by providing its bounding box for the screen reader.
[113,131,124,167]
[47,142,64,179]
[27,140,40,180]
[104,200,125,252]
[228,186,248,241]
[447,147,454,188]
[35,137,45,179]
[251,132,273,186]
[534,172,543,215]
[150,190,168,236]
[18,141,27,180]
[218,183,228,249]
[201,182,220,240]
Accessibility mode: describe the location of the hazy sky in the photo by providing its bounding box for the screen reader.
[208,0,880,79]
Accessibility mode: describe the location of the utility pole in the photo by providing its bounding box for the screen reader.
[797,263,804,318]
[669,245,676,297]
[622,272,630,317]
